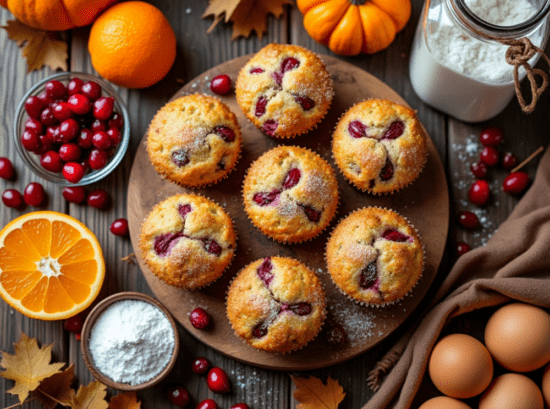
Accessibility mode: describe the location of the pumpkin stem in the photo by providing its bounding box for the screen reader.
[348,0,369,5]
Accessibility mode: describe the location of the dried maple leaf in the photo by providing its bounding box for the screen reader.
[291,375,346,409]
[1,19,68,72]
[71,381,108,409]
[202,0,292,39]
[109,391,141,409]
[35,364,75,409]
[0,333,65,404]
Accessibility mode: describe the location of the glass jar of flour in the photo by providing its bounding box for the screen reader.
[410,0,550,122]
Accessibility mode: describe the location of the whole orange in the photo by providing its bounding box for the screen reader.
[88,1,176,89]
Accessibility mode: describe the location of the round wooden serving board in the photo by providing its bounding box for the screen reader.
[128,54,449,371]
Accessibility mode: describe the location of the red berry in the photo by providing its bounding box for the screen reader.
[469,180,490,206]
[210,74,231,95]
[87,189,110,209]
[206,367,230,394]
[59,143,82,162]
[88,149,108,170]
[168,386,190,407]
[502,152,519,170]
[78,128,94,149]
[456,242,472,257]
[81,81,102,101]
[93,97,114,120]
[37,91,54,106]
[21,130,42,152]
[503,171,530,195]
[0,158,15,180]
[479,126,503,147]
[37,134,54,154]
[80,159,90,174]
[470,161,488,179]
[40,151,64,173]
[108,113,124,129]
[62,163,85,183]
[67,78,84,95]
[480,146,499,167]
[23,182,45,206]
[110,218,129,236]
[63,186,86,204]
[230,404,250,409]
[92,131,113,150]
[24,96,44,119]
[190,308,210,329]
[107,128,122,145]
[53,101,73,121]
[457,211,479,230]
[25,117,44,135]
[46,125,59,143]
[45,80,67,100]
[68,94,91,115]
[64,314,84,333]
[191,357,209,374]
[91,119,106,133]
[2,189,23,208]
[40,107,57,126]
[325,323,346,346]
[196,399,218,409]
[58,119,80,143]
[75,333,81,341]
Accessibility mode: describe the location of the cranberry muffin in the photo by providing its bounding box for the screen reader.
[236,43,333,138]
[140,194,236,289]
[147,94,242,188]
[243,146,339,243]
[332,99,428,194]
[227,256,326,353]
[326,207,424,307]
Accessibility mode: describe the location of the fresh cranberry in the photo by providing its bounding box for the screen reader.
[21,130,41,152]
[37,135,54,154]
[40,151,64,173]
[503,171,530,194]
[58,143,81,162]
[0,158,15,180]
[325,323,346,346]
[207,367,230,394]
[108,113,124,129]
[24,96,44,119]
[86,189,110,209]
[25,118,44,135]
[191,357,209,374]
[479,126,503,147]
[63,186,86,204]
[230,404,250,409]
[262,119,278,136]
[213,126,235,142]
[250,67,264,74]
[64,314,84,333]
[110,218,129,236]
[40,107,57,126]
[255,96,267,117]
[45,80,67,100]
[469,180,490,206]
[167,386,190,407]
[471,161,488,179]
[457,211,479,230]
[299,204,321,222]
[294,94,315,110]
[46,126,59,143]
[53,101,73,121]
[283,168,301,189]
[62,163,85,183]
[90,119,106,133]
[349,120,367,138]
[382,121,405,140]
[92,131,113,150]
[37,91,54,106]
[107,128,122,145]
[23,182,45,206]
[2,189,23,208]
[382,229,409,242]
[77,128,94,149]
[480,146,499,167]
[253,189,280,206]
[81,81,102,101]
[88,149,108,170]
[210,74,231,95]
[80,159,90,174]
[196,399,218,409]
[67,94,91,115]
[93,97,114,120]
[67,78,84,95]
[190,308,210,329]
[502,152,519,170]
[58,119,80,142]
[456,242,472,257]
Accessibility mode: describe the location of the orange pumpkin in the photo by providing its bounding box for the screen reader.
[1,0,118,31]
[297,0,411,56]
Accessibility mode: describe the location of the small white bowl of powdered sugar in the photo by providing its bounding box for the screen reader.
[81,292,179,391]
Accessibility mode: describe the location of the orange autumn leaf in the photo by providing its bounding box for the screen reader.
[1,19,68,72]
[71,381,108,409]
[291,375,346,409]
[109,391,141,409]
[35,364,75,409]
[202,0,292,39]
[0,333,65,404]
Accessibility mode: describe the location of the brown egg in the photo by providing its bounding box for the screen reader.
[542,363,550,408]
[479,373,544,409]
[419,396,472,409]
[484,303,550,372]
[428,333,493,399]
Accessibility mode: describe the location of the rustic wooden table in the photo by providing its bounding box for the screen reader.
[1,1,548,408]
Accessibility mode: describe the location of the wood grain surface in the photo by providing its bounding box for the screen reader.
[1,0,549,408]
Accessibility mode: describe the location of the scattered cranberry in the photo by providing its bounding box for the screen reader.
[40,151,64,173]
[502,152,519,170]
[2,189,23,208]
[78,128,94,149]
[23,182,45,206]
[63,186,87,204]
[0,158,15,180]
[68,94,91,115]
[210,74,231,95]
[62,163,85,183]
[64,314,84,333]
[456,242,472,257]
[81,81,102,101]
[167,386,190,407]
[67,78,84,95]
[24,95,43,119]
[53,101,73,121]
[479,126,503,147]
[470,161,488,179]
[480,146,499,167]
[45,80,67,100]
[59,143,82,162]
[230,404,250,409]
[190,308,210,329]
[108,113,124,129]
[325,323,346,346]
[86,189,110,209]
[92,131,113,150]
[88,149,108,170]
[191,357,210,374]
[207,367,230,394]
[503,171,530,194]
[21,130,41,152]
[25,118,44,135]
[93,96,114,120]
[469,180,490,206]
[110,218,129,236]
[196,399,218,409]
[457,211,479,230]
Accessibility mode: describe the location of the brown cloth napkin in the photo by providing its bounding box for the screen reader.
[363,146,550,409]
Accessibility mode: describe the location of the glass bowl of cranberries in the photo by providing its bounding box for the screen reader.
[14,72,130,186]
